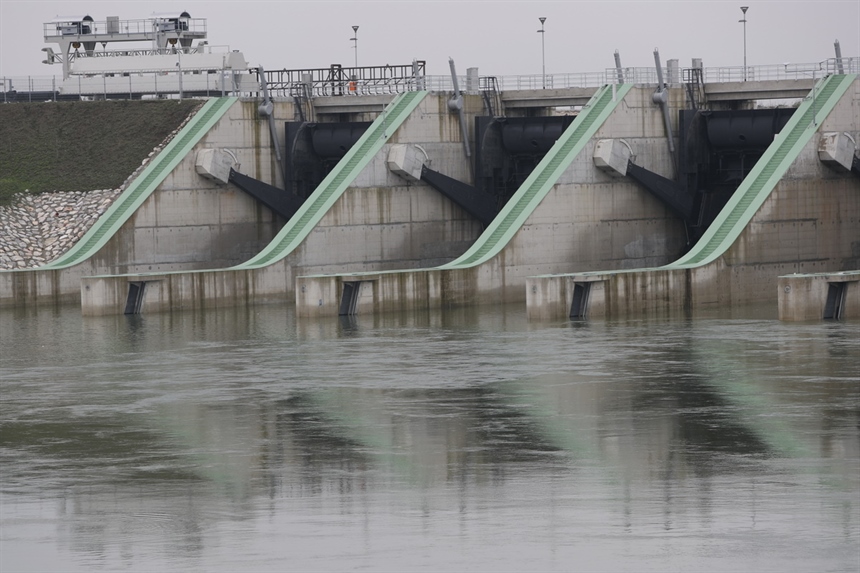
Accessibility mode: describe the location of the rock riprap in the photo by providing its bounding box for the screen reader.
[0,188,122,269]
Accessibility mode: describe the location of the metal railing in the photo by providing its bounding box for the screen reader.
[3,57,858,103]
[424,68,661,91]
[699,58,859,83]
[262,62,426,98]
[1,69,259,102]
[1,76,61,102]
[423,57,859,92]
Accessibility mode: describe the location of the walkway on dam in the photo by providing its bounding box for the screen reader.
[526,73,857,321]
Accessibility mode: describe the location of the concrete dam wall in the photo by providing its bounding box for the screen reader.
[3,74,857,321]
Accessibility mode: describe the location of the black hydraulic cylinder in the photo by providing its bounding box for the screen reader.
[626,162,695,221]
[228,169,305,221]
[420,166,497,227]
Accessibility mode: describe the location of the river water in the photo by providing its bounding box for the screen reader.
[1,303,858,572]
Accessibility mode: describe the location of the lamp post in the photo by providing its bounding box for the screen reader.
[351,25,359,68]
[538,17,546,89]
[739,6,748,81]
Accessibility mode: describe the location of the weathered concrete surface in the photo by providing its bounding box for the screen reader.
[502,87,598,110]
[0,99,288,307]
[296,85,690,318]
[704,79,814,101]
[527,77,860,321]
[778,271,860,321]
[81,93,485,315]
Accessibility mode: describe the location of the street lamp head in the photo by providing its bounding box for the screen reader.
[351,25,359,68]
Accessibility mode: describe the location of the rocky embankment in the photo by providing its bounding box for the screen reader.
[0,188,122,269]
[0,108,197,270]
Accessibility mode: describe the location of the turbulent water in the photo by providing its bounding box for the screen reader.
[1,303,858,572]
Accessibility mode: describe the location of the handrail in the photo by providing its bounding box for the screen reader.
[3,57,858,102]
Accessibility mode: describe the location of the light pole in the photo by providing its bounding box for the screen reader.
[351,25,359,68]
[739,6,748,81]
[538,17,546,89]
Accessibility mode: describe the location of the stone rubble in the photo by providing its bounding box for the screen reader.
[0,188,122,269]
[0,116,194,271]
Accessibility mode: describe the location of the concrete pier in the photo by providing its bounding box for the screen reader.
[778,271,860,321]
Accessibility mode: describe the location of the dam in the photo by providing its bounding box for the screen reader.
[1,17,858,321]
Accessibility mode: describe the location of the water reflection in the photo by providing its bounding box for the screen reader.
[1,304,858,571]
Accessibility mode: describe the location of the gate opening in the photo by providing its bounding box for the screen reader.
[339,282,361,316]
[823,282,847,320]
[569,282,591,319]
[124,281,146,315]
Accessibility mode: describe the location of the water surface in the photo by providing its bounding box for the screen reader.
[1,304,858,571]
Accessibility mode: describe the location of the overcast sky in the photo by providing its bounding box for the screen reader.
[1,0,857,79]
